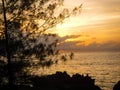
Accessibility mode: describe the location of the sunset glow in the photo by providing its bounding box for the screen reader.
[51,0,120,51]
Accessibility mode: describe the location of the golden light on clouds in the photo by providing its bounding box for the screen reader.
[53,0,120,47]
[47,0,120,52]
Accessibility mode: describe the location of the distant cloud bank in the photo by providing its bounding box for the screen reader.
[58,35,120,52]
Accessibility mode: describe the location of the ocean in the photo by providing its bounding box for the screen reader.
[33,52,120,90]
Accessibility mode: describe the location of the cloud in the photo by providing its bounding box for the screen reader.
[57,35,83,42]
[81,0,120,25]
[58,40,120,52]
[48,0,120,52]
[55,34,120,52]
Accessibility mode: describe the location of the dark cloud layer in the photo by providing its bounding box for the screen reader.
[58,35,120,52]
[59,41,120,52]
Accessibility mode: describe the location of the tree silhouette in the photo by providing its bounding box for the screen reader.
[0,0,82,86]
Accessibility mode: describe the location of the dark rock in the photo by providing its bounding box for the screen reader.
[31,71,101,90]
[113,81,120,90]
[0,71,101,90]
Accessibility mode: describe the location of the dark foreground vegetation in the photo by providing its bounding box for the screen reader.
[0,71,102,90]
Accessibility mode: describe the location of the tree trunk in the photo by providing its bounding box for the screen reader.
[2,0,13,87]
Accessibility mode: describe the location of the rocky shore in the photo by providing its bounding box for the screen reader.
[0,71,120,90]
[30,71,101,90]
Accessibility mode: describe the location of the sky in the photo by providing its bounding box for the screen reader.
[50,0,120,52]
[0,0,120,52]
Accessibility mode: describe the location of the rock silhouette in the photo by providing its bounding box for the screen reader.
[0,71,102,90]
[113,81,120,90]
[0,71,120,90]
[31,71,101,90]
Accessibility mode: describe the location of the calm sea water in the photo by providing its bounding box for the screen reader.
[33,52,120,90]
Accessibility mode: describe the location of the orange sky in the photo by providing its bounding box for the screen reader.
[50,0,120,51]
[0,0,119,51]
